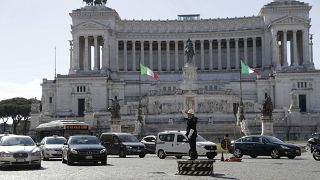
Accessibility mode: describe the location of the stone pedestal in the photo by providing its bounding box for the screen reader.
[180,63,198,91]
[261,116,274,136]
[110,118,121,132]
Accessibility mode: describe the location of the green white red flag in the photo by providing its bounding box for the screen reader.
[241,60,259,74]
[140,64,159,80]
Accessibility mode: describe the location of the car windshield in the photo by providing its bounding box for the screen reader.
[266,136,284,144]
[46,137,66,144]
[69,136,99,145]
[118,134,139,142]
[196,135,207,142]
[0,136,35,146]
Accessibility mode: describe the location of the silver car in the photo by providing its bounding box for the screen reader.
[40,136,66,160]
[0,135,41,168]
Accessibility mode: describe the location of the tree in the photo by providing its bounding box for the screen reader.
[0,98,35,135]
[0,105,10,132]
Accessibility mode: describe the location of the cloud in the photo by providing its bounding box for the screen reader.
[0,79,42,101]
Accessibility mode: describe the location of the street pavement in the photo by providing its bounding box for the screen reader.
[0,152,319,180]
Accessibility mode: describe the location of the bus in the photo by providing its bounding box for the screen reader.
[35,120,90,141]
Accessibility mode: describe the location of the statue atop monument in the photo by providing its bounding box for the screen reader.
[262,96,273,117]
[184,38,194,64]
[108,96,121,119]
[83,0,107,6]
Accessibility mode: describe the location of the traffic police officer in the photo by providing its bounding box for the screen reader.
[184,109,198,160]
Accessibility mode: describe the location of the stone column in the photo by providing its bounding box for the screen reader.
[175,40,179,71]
[244,38,248,64]
[272,30,279,68]
[218,39,222,70]
[149,41,153,69]
[192,40,196,64]
[200,40,204,70]
[73,36,80,71]
[115,40,119,71]
[235,38,239,69]
[183,40,187,64]
[209,40,213,70]
[282,31,288,66]
[293,30,299,66]
[261,37,265,69]
[302,29,311,67]
[102,35,109,72]
[253,37,257,68]
[132,40,136,71]
[94,36,100,71]
[158,41,161,71]
[141,41,144,66]
[124,40,128,71]
[226,39,230,70]
[84,36,89,71]
[166,40,170,71]
[69,40,73,73]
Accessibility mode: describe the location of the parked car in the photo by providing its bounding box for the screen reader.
[141,135,156,154]
[100,133,146,158]
[40,135,66,160]
[62,135,107,165]
[155,131,217,159]
[229,135,301,159]
[0,135,41,168]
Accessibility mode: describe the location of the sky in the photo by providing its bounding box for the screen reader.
[0,0,319,101]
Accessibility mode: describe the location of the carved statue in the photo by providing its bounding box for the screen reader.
[83,0,94,6]
[262,96,273,117]
[108,96,122,118]
[184,38,194,64]
[83,0,107,6]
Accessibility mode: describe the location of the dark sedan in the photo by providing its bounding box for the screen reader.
[229,135,301,159]
[141,135,156,154]
[62,135,107,165]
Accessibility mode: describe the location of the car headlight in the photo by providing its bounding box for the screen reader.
[32,150,41,156]
[126,146,132,149]
[44,148,52,151]
[100,149,106,154]
[70,149,78,154]
[196,144,206,148]
[280,145,290,150]
[0,151,12,157]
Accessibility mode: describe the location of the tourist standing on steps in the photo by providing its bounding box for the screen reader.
[183,109,198,160]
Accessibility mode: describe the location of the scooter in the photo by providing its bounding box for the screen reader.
[307,137,320,161]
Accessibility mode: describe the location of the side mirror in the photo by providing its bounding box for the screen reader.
[36,143,41,147]
[64,142,68,145]
[183,139,189,143]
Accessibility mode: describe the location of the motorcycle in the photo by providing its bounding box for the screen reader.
[307,137,320,161]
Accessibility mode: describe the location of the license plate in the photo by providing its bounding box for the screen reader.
[16,159,25,162]
[85,156,93,159]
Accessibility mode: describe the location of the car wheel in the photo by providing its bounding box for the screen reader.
[250,155,258,158]
[34,164,41,169]
[188,150,198,159]
[234,148,243,158]
[270,149,280,159]
[119,150,126,158]
[42,152,49,161]
[139,153,145,158]
[101,159,107,165]
[206,154,215,159]
[313,151,320,161]
[67,156,73,165]
[157,150,166,159]
[288,155,296,159]
[62,156,66,164]
[176,156,182,159]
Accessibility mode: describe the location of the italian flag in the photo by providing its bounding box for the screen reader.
[140,64,159,80]
[241,60,259,74]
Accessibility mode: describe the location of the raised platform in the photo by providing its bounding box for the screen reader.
[177,160,215,176]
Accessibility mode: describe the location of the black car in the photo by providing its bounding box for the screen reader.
[229,135,301,159]
[100,133,145,158]
[62,135,107,165]
[141,135,156,154]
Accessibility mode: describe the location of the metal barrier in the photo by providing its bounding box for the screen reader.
[177,160,215,176]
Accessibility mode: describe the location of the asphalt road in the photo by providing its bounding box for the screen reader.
[0,152,319,180]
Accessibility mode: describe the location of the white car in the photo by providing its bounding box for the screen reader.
[156,131,217,159]
[0,135,41,168]
[40,136,66,160]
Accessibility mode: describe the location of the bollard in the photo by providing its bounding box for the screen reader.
[177,160,215,176]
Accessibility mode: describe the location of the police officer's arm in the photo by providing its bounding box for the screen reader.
[188,129,194,139]
[182,109,188,118]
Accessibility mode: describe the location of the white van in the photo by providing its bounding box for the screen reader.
[155,131,217,159]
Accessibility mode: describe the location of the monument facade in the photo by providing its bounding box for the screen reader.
[31,0,320,140]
